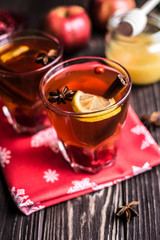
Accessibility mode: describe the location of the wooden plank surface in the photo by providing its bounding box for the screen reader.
[0,0,160,239]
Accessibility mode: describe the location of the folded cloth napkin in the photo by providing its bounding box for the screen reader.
[0,102,160,215]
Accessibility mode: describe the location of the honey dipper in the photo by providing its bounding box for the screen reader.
[117,0,160,36]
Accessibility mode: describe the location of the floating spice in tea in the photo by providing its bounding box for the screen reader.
[36,49,58,66]
[104,74,127,98]
[48,86,76,104]
[94,66,105,74]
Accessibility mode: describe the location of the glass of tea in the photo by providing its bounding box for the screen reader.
[40,57,132,174]
[0,30,63,133]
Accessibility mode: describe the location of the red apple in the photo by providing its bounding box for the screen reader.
[90,0,136,30]
[42,5,91,53]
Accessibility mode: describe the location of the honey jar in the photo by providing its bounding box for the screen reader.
[105,11,160,85]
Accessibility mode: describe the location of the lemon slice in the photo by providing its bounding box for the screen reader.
[71,90,121,122]
[0,45,29,63]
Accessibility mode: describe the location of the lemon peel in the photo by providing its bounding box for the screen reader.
[1,45,29,63]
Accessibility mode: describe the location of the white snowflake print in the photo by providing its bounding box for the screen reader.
[21,203,45,215]
[43,169,59,183]
[92,181,113,191]
[67,178,97,194]
[93,175,131,191]
[10,186,34,208]
[112,175,131,185]
[31,127,59,153]
[132,162,152,176]
[131,125,155,150]
[10,187,45,215]
[0,146,11,168]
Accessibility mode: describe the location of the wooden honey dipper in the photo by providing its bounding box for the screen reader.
[117,0,160,36]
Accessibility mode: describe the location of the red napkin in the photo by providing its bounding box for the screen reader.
[0,102,160,215]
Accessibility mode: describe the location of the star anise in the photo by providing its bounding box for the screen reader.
[48,86,76,105]
[116,201,139,222]
[140,111,160,131]
[35,49,58,66]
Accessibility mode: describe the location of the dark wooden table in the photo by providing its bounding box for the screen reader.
[0,0,160,239]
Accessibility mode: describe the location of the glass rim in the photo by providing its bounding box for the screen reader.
[39,56,132,117]
[0,29,63,76]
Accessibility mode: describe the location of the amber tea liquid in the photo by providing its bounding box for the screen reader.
[0,31,63,133]
[42,59,131,173]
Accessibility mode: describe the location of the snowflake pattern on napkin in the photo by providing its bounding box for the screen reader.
[43,169,59,183]
[0,105,160,215]
[0,146,11,168]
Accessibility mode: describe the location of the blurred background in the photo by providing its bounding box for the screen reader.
[0,0,146,59]
[0,0,145,28]
[0,0,92,29]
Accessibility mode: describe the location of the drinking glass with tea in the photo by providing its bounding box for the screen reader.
[0,30,63,133]
[40,57,132,173]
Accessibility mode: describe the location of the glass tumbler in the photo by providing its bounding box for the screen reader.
[40,57,132,173]
[0,30,63,134]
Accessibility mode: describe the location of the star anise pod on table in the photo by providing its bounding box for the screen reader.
[116,201,139,222]
[35,49,58,66]
[140,111,160,131]
[48,86,76,105]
